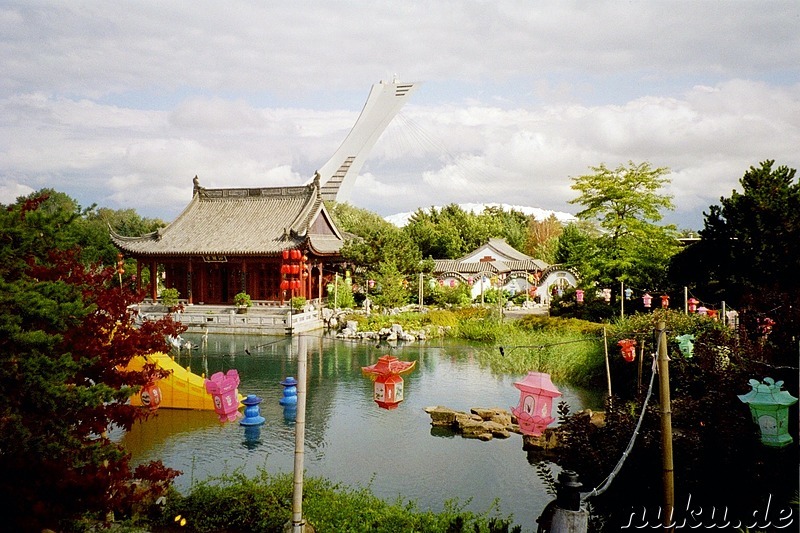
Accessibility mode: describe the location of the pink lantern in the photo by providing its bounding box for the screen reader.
[642,293,653,308]
[204,370,241,422]
[449,279,456,287]
[602,288,611,302]
[697,306,708,316]
[510,372,562,436]
[688,297,699,313]
[576,289,584,303]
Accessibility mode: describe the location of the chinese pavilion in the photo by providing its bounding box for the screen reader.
[111,175,344,305]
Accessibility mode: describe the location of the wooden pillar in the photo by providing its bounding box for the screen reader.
[150,260,158,301]
[136,261,142,292]
[187,260,194,305]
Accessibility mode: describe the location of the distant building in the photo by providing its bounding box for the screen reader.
[432,238,577,305]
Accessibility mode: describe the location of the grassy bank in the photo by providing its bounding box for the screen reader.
[344,308,607,387]
[127,470,519,533]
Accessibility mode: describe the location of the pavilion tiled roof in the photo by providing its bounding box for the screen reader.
[111,178,344,257]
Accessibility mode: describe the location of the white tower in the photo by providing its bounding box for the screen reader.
[313,79,419,202]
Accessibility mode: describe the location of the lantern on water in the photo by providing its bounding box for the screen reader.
[687,297,699,313]
[204,369,241,422]
[510,372,562,436]
[362,355,416,410]
[738,378,798,447]
[660,294,670,308]
[575,289,584,303]
[240,394,265,426]
[617,339,637,362]
[642,293,653,308]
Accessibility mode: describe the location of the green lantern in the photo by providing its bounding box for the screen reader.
[738,377,798,447]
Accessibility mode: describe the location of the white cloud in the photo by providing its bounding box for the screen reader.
[0,2,798,226]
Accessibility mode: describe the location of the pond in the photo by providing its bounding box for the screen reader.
[120,333,604,530]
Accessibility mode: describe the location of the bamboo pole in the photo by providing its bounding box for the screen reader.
[290,335,308,532]
[656,321,675,531]
[603,327,612,399]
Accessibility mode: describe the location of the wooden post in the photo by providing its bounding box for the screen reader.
[657,321,675,531]
[637,339,645,396]
[603,327,612,399]
[620,280,624,319]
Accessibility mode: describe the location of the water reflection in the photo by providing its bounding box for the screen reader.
[121,333,603,530]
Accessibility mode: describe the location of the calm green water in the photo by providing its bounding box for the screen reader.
[120,333,603,531]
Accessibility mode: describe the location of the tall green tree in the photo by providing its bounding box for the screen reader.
[0,191,182,530]
[669,160,800,361]
[568,161,680,290]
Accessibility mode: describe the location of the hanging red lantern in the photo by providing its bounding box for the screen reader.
[618,339,637,362]
[280,280,289,291]
[280,264,288,275]
[282,250,289,260]
[660,295,670,309]
[293,280,300,290]
[291,249,301,261]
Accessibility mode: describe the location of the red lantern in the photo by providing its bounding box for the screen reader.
[362,355,416,410]
[618,339,637,362]
[291,249,301,260]
[660,295,670,309]
[293,280,301,290]
[140,382,162,411]
[280,280,289,291]
[282,250,289,260]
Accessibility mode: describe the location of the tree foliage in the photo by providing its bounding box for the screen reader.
[403,204,529,260]
[669,160,800,362]
[567,161,680,290]
[0,191,182,530]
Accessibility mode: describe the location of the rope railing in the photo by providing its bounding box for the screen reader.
[581,332,662,501]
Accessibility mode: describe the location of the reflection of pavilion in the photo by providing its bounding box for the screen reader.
[432,238,577,305]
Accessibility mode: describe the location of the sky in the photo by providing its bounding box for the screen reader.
[1,1,799,230]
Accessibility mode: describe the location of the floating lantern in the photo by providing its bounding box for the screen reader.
[738,378,798,447]
[510,372,562,436]
[204,369,241,422]
[575,289,584,303]
[279,376,298,406]
[240,394,266,426]
[642,293,653,308]
[618,339,637,362]
[362,355,416,410]
[688,297,699,313]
